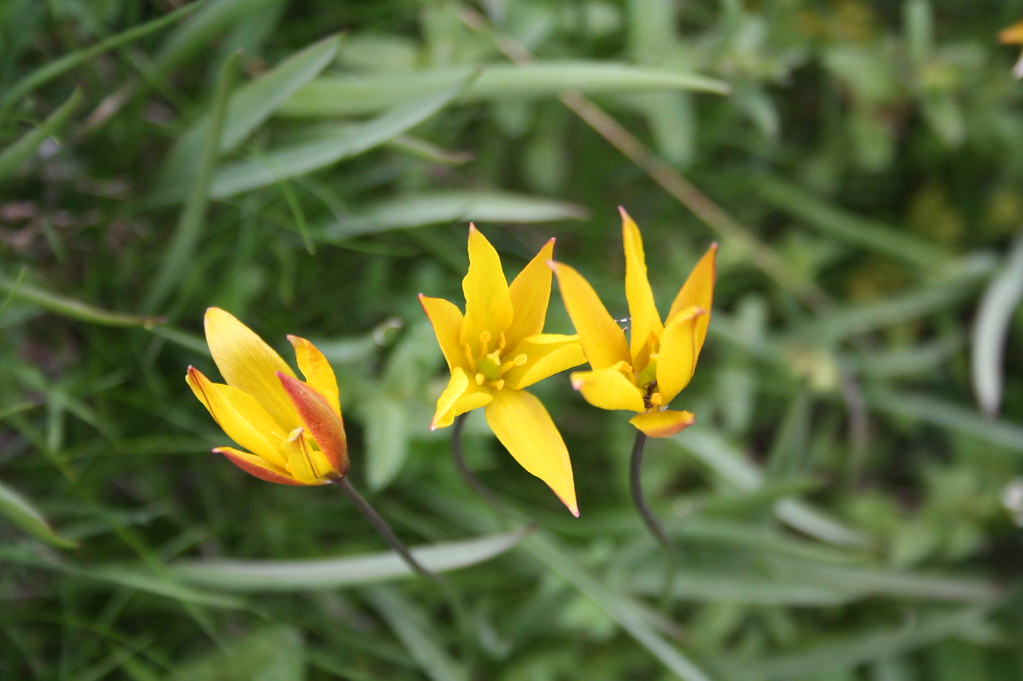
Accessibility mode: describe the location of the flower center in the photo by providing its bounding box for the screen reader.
[466,330,526,391]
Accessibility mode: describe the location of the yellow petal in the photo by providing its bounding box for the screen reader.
[279,373,348,478]
[620,207,663,367]
[215,446,315,486]
[666,243,717,359]
[420,294,466,372]
[431,367,493,430]
[506,238,555,348]
[484,389,578,516]
[999,20,1023,44]
[503,333,586,390]
[204,307,298,430]
[550,261,630,370]
[570,364,645,412]
[629,410,695,438]
[655,307,705,404]
[288,335,341,419]
[461,225,513,351]
[186,366,288,469]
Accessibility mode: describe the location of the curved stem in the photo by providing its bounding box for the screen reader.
[450,412,505,515]
[629,431,677,605]
[336,477,473,663]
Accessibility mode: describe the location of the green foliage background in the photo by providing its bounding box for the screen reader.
[3,1,1023,679]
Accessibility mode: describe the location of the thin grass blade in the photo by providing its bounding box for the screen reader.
[280,62,729,117]
[971,235,1023,417]
[169,529,530,591]
[0,89,79,182]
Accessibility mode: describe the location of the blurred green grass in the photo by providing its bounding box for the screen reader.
[3,1,1023,679]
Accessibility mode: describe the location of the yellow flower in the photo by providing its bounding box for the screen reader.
[186,307,348,485]
[421,226,586,516]
[551,208,717,439]
[999,20,1023,78]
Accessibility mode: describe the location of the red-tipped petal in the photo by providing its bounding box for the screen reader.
[278,373,349,478]
[215,447,315,486]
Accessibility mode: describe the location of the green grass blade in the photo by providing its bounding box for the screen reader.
[0,88,79,181]
[280,62,729,116]
[757,177,951,269]
[775,560,1003,602]
[169,529,530,591]
[0,273,164,327]
[155,34,342,193]
[867,389,1023,453]
[0,3,200,119]
[524,532,717,681]
[365,587,467,681]
[971,235,1023,417]
[713,607,991,681]
[154,0,279,75]
[200,80,465,200]
[320,191,586,240]
[81,566,247,609]
[678,430,871,548]
[799,254,994,343]
[144,50,239,312]
[0,480,78,549]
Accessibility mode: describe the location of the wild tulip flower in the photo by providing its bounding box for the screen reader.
[551,207,717,439]
[186,307,348,485]
[421,226,586,516]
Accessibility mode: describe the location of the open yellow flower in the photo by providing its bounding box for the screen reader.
[421,226,586,516]
[186,307,348,485]
[551,207,717,439]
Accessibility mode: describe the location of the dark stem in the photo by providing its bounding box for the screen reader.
[336,477,474,662]
[629,430,677,604]
[336,476,437,581]
[451,413,505,514]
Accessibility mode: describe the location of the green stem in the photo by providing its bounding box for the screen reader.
[450,413,505,514]
[335,477,474,664]
[629,430,677,605]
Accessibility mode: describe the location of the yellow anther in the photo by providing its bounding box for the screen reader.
[491,379,505,391]
[475,372,486,386]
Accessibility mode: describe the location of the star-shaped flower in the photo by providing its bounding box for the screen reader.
[551,208,716,438]
[421,226,586,515]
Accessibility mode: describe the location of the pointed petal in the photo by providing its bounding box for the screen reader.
[288,335,341,420]
[655,307,705,404]
[506,238,555,348]
[570,364,645,412]
[999,20,1023,44]
[430,367,493,430]
[620,207,663,366]
[420,294,466,372]
[629,410,695,438]
[279,373,348,478]
[504,334,586,390]
[667,244,717,358]
[485,390,578,516]
[186,366,288,469]
[215,446,316,486]
[550,261,630,370]
[203,307,298,430]
[461,226,512,350]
